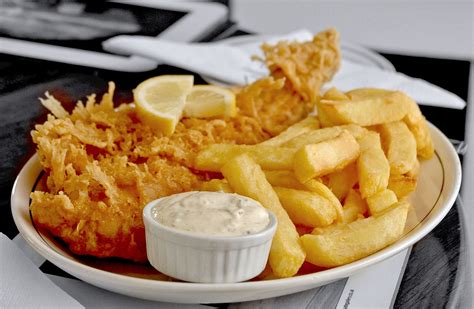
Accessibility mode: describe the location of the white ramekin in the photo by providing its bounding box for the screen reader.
[143,194,277,283]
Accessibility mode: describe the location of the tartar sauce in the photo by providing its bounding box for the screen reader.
[151,191,270,237]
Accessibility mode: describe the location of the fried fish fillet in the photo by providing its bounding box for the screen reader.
[30,85,269,262]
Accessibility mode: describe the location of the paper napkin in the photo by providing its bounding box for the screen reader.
[0,233,83,308]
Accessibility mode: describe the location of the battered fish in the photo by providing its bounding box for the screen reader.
[30,86,269,262]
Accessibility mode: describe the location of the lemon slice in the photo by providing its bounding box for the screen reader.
[134,75,194,135]
[184,85,236,118]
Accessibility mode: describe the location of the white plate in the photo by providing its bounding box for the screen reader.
[11,123,461,304]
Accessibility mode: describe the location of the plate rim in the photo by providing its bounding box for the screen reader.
[10,123,462,301]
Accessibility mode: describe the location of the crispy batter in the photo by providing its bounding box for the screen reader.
[262,28,340,103]
[237,29,340,135]
[30,86,269,262]
[236,77,308,136]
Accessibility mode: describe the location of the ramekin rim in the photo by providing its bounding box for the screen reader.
[142,193,277,243]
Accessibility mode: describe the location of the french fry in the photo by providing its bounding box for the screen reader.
[283,126,343,149]
[326,163,358,201]
[316,88,350,127]
[282,124,365,149]
[200,179,233,193]
[378,121,417,175]
[195,144,295,172]
[301,202,409,267]
[274,187,337,228]
[388,175,418,200]
[293,131,360,183]
[221,154,305,278]
[342,189,367,223]
[345,88,391,100]
[260,117,320,146]
[316,101,336,127]
[340,124,368,139]
[387,160,419,199]
[317,89,411,126]
[406,159,421,178]
[357,131,390,198]
[403,99,434,159]
[263,170,306,190]
[311,223,345,235]
[366,188,398,215]
[303,179,344,223]
[324,87,350,101]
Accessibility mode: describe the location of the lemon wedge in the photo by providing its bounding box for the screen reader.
[184,85,236,118]
[134,75,194,135]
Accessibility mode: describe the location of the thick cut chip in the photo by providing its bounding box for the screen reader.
[342,189,367,224]
[283,126,343,149]
[260,117,320,146]
[221,154,305,278]
[274,187,337,228]
[195,144,296,172]
[366,188,398,215]
[403,99,434,159]
[293,131,360,183]
[200,179,233,193]
[323,87,350,101]
[325,163,358,201]
[282,124,366,149]
[357,131,390,198]
[264,170,306,190]
[303,179,344,223]
[345,88,391,100]
[301,202,409,267]
[388,159,420,199]
[317,90,411,126]
[388,175,418,200]
[378,121,417,175]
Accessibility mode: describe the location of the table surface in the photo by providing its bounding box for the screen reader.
[0,30,472,307]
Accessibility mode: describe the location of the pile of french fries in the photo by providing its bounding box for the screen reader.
[195,88,434,278]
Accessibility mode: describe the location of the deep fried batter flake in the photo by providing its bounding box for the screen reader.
[262,28,341,104]
[236,77,308,136]
[30,85,269,262]
[236,29,341,136]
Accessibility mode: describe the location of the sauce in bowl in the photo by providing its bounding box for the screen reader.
[151,191,269,237]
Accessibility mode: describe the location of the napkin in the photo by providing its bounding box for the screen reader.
[103,30,465,109]
[0,233,83,308]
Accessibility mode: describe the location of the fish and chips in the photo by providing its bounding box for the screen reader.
[29,28,434,279]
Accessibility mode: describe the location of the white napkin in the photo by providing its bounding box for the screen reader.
[0,233,83,308]
[103,30,465,109]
